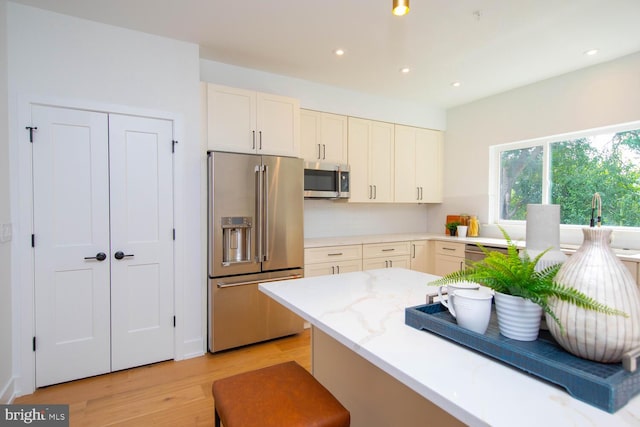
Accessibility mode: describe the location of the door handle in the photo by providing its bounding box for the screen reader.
[114,251,134,260]
[84,252,107,261]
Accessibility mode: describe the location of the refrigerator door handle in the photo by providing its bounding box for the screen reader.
[262,164,269,261]
[217,273,303,288]
[255,164,264,262]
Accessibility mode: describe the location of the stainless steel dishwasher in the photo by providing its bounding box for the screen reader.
[464,244,509,262]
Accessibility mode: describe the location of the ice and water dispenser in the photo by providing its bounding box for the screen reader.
[221,216,252,265]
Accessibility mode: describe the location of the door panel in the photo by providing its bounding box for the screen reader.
[33,105,111,387]
[109,114,174,371]
[261,155,304,271]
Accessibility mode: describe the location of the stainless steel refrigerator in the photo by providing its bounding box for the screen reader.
[207,151,304,353]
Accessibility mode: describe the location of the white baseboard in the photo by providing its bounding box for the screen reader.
[181,338,205,360]
[0,376,16,404]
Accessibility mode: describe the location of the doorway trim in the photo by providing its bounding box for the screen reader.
[12,95,186,395]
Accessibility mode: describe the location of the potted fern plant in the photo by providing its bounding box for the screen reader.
[430,227,627,341]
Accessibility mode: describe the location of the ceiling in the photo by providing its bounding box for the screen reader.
[10,0,640,109]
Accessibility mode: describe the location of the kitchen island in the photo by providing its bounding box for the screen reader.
[260,268,640,427]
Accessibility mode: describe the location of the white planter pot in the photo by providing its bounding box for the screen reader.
[494,292,542,341]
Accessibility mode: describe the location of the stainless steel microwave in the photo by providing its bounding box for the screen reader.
[303,162,350,199]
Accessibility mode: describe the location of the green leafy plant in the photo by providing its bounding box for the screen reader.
[445,221,460,236]
[430,227,628,333]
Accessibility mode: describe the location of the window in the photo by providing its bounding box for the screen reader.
[494,122,640,227]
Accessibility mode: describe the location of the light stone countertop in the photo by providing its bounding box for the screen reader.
[304,233,640,261]
[260,268,640,427]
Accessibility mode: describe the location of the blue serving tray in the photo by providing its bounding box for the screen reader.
[405,303,640,413]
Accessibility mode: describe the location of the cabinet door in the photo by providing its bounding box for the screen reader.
[206,84,256,154]
[301,110,348,163]
[622,260,639,285]
[434,255,465,277]
[301,109,321,161]
[348,117,394,203]
[347,117,371,202]
[369,121,395,202]
[418,129,443,203]
[257,92,300,157]
[394,125,418,202]
[305,259,362,277]
[363,255,410,270]
[321,112,348,163]
[394,125,443,203]
[410,240,430,273]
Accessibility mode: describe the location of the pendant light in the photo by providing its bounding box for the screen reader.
[392,0,410,16]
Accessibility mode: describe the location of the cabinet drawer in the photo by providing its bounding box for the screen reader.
[435,241,466,257]
[363,241,411,258]
[305,245,362,264]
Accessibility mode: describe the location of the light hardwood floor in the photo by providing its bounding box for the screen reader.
[15,329,311,426]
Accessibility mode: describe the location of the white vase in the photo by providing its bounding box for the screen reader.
[494,292,543,341]
[547,227,640,363]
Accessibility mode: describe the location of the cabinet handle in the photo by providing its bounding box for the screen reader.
[373,185,377,199]
[390,260,393,267]
[336,265,340,274]
[317,144,321,159]
[385,260,388,268]
[443,247,456,251]
[332,266,335,274]
[252,130,256,150]
[382,248,395,252]
[328,252,343,256]
[322,144,326,160]
[412,244,416,258]
[368,185,373,199]
[259,130,263,150]
[419,187,423,200]
[459,261,465,270]
[417,187,420,200]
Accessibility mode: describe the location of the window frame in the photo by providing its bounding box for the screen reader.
[490,120,640,228]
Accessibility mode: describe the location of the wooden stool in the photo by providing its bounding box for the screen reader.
[212,361,350,427]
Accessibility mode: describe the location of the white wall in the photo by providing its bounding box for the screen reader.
[0,0,13,405]
[7,3,203,395]
[429,52,640,248]
[304,200,428,238]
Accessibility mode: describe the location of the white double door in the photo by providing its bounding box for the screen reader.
[32,105,175,387]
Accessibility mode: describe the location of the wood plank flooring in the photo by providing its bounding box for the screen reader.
[15,329,311,426]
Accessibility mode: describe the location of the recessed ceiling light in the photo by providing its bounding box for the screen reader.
[334,49,345,56]
[451,81,461,87]
[400,67,411,74]
[584,49,599,56]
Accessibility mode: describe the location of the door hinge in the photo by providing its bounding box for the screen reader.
[25,126,38,143]
[173,316,176,328]
[172,140,178,153]
[31,234,35,248]
[32,336,36,352]
[173,229,176,240]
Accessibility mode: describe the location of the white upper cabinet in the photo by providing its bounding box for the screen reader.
[348,117,395,203]
[204,83,300,157]
[394,124,443,203]
[300,110,348,163]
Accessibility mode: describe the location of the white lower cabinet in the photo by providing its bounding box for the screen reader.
[305,245,363,278]
[410,240,431,273]
[363,242,411,270]
[434,241,466,277]
[620,260,639,286]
